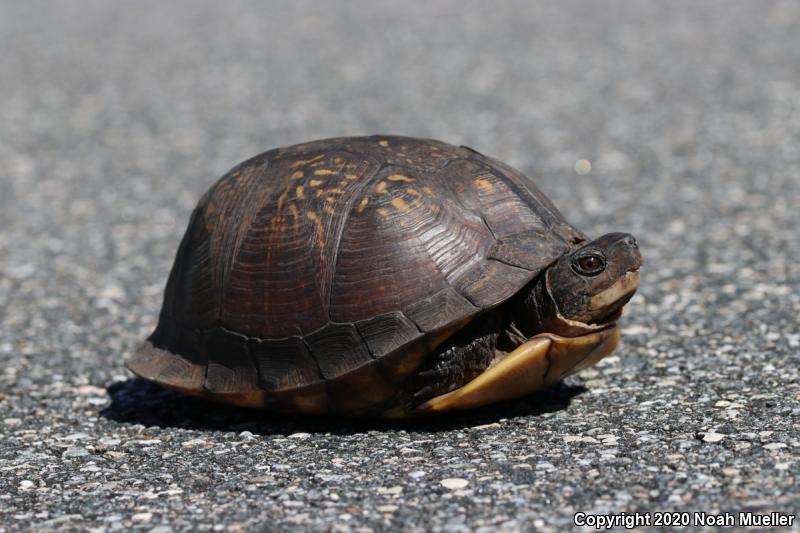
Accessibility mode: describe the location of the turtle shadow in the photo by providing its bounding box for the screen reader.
[101,378,587,435]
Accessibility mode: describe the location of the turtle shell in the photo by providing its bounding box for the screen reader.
[128,136,587,415]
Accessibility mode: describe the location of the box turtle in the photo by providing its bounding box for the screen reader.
[128,136,642,417]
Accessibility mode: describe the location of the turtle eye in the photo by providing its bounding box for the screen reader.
[573,253,606,276]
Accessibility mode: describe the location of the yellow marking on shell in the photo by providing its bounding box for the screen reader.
[288,203,300,226]
[325,196,336,203]
[309,179,323,187]
[314,169,336,176]
[391,198,410,211]
[334,157,343,164]
[356,197,369,213]
[406,188,421,197]
[295,185,305,198]
[387,174,415,183]
[345,173,359,180]
[376,181,388,194]
[377,207,389,217]
[474,178,493,192]
[277,188,290,210]
[305,211,325,247]
[291,170,304,180]
[269,213,287,231]
[378,140,389,147]
[324,205,336,215]
[204,206,217,232]
[327,188,344,195]
[422,186,435,196]
[290,154,324,168]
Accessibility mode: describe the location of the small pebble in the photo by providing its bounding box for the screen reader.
[148,526,174,533]
[440,478,469,490]
[63,448,90,458]
[702,433,725,443]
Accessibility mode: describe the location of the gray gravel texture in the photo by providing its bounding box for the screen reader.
[1,1,799,531]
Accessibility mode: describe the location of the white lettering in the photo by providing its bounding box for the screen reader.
[694,512,735,527]
[572,512,651,529]
[572,511,794,529]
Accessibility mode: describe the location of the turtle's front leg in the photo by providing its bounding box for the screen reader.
[410,313,500,403]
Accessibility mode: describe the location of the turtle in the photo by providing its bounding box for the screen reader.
[127,135,642,417]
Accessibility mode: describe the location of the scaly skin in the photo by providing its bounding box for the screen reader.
[410,313,500,404]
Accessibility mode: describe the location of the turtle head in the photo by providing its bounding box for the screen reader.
[545,232,642,330]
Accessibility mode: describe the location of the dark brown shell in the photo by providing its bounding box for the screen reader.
[129,136,587,414]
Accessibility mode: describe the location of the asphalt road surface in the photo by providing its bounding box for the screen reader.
[1,1,798,531]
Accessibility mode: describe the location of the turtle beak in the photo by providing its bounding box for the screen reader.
[587,268,640,315]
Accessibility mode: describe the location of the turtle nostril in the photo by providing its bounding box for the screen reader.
[624,236,638,249]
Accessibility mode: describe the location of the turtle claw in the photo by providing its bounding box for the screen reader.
[409,314,499,404]
[417,365,448,380]
[413,385,436,400]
